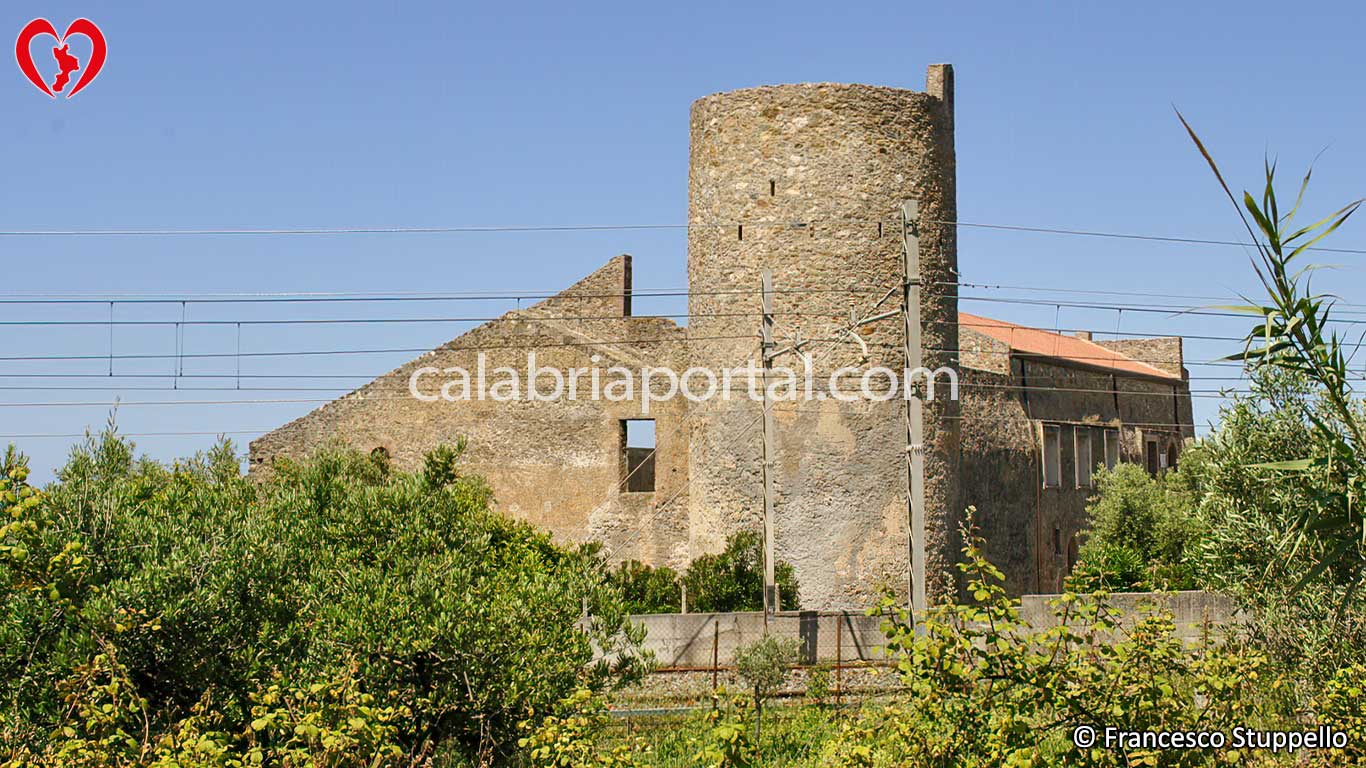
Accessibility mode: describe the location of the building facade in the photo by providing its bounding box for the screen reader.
[249,65,1194,608]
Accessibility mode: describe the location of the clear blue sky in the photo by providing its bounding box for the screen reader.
[4,0,1364,480]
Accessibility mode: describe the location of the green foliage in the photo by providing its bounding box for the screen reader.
[733,637,798,741]
[1313,664,1366,765]
[1070,463,1200,591]
[1182,118,1366,590]
[0,431,645,765]
[1181,369,1366,691]
[733,638,798,703]
[803,666,831,707]
[3,644,415,768]
[518,689,640,768]
[822,509,1286,768]
[608,532,801,615]
[690,694,757,768]
[683,531,800,613]
[608,560,681,614]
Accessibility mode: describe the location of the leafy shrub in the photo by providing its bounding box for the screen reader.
[691,694,757,768]
[1313,664,1366,766]
[518,688,640,768]
[1182,369,1366,692]
[733,637,799,740]
[608,560,681,614]
[822,509,1287,768]
[804,665,832,707]
[1071,463,1200,591]
[0,432,646,765]
[604,531,800,615]
[683,531,800,613]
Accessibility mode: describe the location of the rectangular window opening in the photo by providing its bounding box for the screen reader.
[1053,526,1063,556]
[1075,428,1093,488]
[1104,428,1120,470]
[1042,425,1062,488]
[622,419,656,493]
[1145,439,1160,477]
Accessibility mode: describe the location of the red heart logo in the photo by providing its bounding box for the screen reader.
[15,18,106,99]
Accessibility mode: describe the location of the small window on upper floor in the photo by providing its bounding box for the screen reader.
[1042,425,1062,488]
[621,419,656,493]
[1104,428,1120,470]
[1075,428,1093,488]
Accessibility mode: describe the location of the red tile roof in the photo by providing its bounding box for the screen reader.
[959,312,1181,381]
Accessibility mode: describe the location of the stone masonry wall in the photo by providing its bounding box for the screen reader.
[959,346,1193,594]
[684,65,959,610]
[249,256,693,568]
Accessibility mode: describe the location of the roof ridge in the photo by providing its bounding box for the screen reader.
[957,311,1179,381]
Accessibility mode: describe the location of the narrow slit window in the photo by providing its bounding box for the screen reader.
[1075,428,1093,488]
[1042,425,1062,488]
[1145,439,1160,476]
[622,419,656,493]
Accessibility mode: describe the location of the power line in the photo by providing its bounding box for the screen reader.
[957,294,1366,325]
[0,286,888,304]
[0,310,819,328]
[0,333,761,363]
[935,219,1366,256]
[1,216,1361,255]
[0,429,267,440]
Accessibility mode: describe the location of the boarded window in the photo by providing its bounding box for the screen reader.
[1042,425,1062,488]
[1104,428,1120,469]
[622,419,656,492]
[1075,428,1093,488]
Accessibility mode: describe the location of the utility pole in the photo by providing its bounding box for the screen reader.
[900,200,927,626]
[760,269,779,619]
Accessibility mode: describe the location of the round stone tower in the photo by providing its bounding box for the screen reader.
[685,65,960,609]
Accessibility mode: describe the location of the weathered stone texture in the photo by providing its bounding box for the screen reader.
[959,352,1193,593]
[251,65,1196,608]
[685,67,960,608]
[250,256,693,569]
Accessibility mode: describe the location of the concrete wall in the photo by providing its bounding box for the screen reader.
[1019,591,1240,642]
[684,65,960,610]
[620,592,1238,668]
[629,611,888,668]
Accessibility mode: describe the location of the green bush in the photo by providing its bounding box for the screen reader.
[608,560,682,614]
[822,509,1288,768]
[0,432,646,765]
[683,532,800,613]
[733,637,799,741]
[1070,463,1200,592]
[1185,369,1366,692]
[518,688,640,768]
[691,694,757,768]
[604,531,800,615]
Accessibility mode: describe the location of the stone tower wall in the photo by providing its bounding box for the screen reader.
[684,65,960,608]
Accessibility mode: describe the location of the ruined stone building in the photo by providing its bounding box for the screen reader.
[250,65,1194,608]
